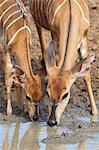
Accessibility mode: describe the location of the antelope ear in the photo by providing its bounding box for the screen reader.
[12,65,25,85]
[44,40,57,75]
[71,53,95,78]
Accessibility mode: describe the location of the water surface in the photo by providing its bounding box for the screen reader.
[0,117,99,150]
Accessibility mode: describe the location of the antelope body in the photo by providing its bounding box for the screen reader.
[0,0,42,120]
[30,0,98,126]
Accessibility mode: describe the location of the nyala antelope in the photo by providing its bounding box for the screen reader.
[0,0,42,121]
[30,0,98,126]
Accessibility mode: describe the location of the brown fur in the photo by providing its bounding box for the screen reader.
[48,71,71,102]
[0,0,42,119]
[30,0,97,125]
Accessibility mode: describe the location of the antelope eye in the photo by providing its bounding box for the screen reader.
[26,95,31,101]
[62,92,68,100]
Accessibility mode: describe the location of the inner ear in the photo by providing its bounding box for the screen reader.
[12,65,25,84]
[71,53,95,78]
[44,40,57,74]
[46,41,56,65]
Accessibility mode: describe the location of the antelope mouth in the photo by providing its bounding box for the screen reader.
[33,105,39,121]
[47,104,57,127]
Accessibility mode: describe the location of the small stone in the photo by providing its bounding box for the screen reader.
[88,0,97,9]
[3,118,7,121]
[97,65,99,69]
[62,132,66,136]
[79,124,83,128]
[91,6,97,9]
[41,138,47,143]
[92,44,97,51]
[82,88,86,92]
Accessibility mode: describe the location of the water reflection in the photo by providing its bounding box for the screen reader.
[11,123,20,150]
[0,121,99,150]
[46,126,66,150]
[74,114,99,123]
[20,123,42,149]
[2,124,10,150]
[77,142,86,150]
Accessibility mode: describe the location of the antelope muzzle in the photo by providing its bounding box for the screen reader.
[47,104,57,127]
[32,105,39,121]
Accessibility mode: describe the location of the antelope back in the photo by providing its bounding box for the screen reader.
[30,0,89,31]
[0,0,30,46]
[30,0,69,30]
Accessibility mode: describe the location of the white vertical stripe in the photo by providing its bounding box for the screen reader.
[81,0,89,11]
[49,0,56,14]
[51,0,67,25]
[3,10,21,27]
[17,2,27,13]
[0,0,31,47]
[0,0,9,7]
[73,0,90,26]
[5,15,23,32]
[0,3,17,20]
[8,26,31,46]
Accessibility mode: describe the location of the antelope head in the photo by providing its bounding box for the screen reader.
[45,41,95,127]
[12,66,42,121]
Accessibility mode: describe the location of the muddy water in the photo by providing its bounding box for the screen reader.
[0,114,99,150]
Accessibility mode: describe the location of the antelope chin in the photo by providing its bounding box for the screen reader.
[56,93,70,125]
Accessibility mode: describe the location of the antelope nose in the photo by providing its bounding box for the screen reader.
[47,119,57,127]
[33,115,39,121]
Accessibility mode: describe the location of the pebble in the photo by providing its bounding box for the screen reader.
[92,44,98,51]
[88,0,97,9]
[97,65,99,68]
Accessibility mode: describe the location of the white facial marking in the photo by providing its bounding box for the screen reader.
[80,48,87,58]
[56,92,70,125]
